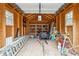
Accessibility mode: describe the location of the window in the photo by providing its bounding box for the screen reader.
[5,10,13,46]
[65,11,73,26]
[38,15,42,21]
[5,10,13,26]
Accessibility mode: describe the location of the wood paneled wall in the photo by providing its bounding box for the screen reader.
[0,4,6,48]
[25,14,55,34]
[56,3,79,53]
[73,4,79,53]
[0,3,26,48]
[56,4,74,33]
[14,9,24,37]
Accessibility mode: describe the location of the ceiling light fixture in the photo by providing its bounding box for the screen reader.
[38,3,42,21]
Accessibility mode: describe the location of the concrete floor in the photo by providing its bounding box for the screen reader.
[16,38,74,56]
[16,38,61,56]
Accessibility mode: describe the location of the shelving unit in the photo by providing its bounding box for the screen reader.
[29,24,49,37]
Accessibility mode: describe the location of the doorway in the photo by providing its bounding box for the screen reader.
[65,26,73,44]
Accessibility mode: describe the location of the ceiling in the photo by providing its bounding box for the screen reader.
[16,3,64,14]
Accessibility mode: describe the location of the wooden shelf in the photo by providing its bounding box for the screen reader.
[29,24,49,37]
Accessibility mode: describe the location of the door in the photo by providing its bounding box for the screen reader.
[65,26,73,44]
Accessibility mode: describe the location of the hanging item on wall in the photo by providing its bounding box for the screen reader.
[5,10,13,26]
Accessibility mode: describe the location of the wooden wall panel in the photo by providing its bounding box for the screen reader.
[56,4,79,53]
[0,4,3,48]
[14,8,24,37]
[56,9,65,34]
[19,14,24,36]
[0,3,24,47]
[0,4,6,48]
[60,11,65,34]
[14,10,19,37]
[5,4,14,38]
[25,14,55,34]
[20,15,23,35]
[6,26,12,37]
[56,14,60,31]
[73,4,79,53]
[25,18,30,34]
[64,4,74,49]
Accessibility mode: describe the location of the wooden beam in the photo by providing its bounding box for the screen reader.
[25,14,34,17]
[44,15,54,20]
[26,15,36,20]
[8,3,24,14]
[44,14,54,18]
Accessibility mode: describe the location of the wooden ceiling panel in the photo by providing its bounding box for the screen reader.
[25,13,55,24]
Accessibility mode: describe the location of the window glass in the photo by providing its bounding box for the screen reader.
[65,11,73,26]
[5,10,13,26]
